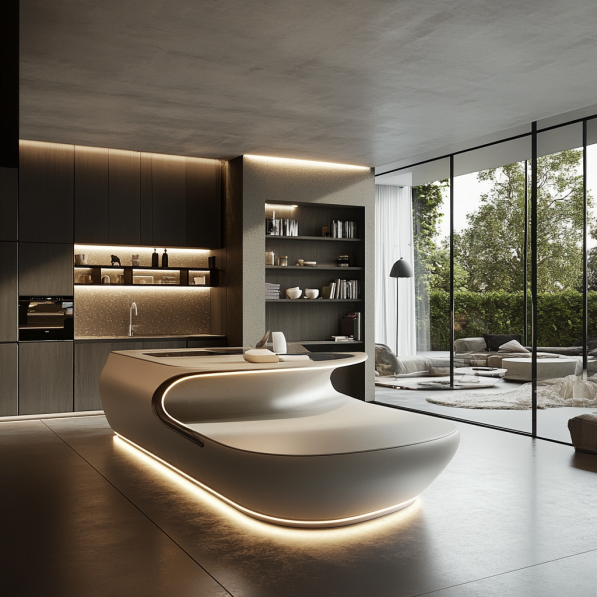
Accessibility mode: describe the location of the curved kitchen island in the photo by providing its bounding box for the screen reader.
[100,348,459,527]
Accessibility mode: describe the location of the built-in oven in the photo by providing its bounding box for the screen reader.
[18,296,74,341]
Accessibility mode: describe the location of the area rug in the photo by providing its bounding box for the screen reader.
[426,375,597,410]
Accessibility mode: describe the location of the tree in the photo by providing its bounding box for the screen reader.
[453,150,591,293]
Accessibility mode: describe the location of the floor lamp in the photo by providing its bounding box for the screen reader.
[390,257,413,358]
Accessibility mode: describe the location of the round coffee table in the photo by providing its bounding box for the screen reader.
[501,357,577,382]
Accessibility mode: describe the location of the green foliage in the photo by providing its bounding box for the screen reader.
[429,289,597,350]
[453,151,591,292]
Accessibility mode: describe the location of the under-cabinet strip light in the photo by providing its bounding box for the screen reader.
[114,433,416,528]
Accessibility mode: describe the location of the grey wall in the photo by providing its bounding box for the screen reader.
[239,156,376,400]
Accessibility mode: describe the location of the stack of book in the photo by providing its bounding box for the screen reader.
[265,283,281,299]
[323,279,359,299]
[331,220,357,238]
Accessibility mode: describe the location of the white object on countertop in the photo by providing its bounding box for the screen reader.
[305,289,319,299]
[272,331,287,354]
[244,349,280,363]
[286,287,302,299]
[279,355,310,361]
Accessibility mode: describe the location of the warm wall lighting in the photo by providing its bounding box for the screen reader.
[74,244,210,254]
[245,155,370,170]
[265,203,298,209]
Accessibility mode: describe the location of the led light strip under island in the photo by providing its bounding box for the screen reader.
[99,348,459,528]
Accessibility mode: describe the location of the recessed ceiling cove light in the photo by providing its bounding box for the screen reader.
[245,155,370,170]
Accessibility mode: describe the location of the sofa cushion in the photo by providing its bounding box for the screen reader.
[454,337,487,352]
[483,333,522,352]
[498,339,530,354]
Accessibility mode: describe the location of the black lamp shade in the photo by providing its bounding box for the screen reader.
[389,258,413,278]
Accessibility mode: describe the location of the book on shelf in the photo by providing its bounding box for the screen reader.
[329,279,359,299]
[331,220,358,239]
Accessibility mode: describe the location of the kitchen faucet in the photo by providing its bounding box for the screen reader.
[129,301,138,336]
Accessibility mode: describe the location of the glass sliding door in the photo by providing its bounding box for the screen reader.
[442,137,532,431]
[535,123,587,442]
[374,158,452,412]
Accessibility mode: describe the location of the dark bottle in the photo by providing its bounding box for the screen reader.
[152,248,159,268]
[161,248,169,268]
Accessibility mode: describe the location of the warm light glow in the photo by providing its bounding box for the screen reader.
[245,155,370,170]
[74,285,210,291]
[265,203,298,209]
[114,433,415,528]
[75,244,210,254]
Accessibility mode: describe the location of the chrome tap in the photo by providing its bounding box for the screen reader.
[129,301,138,336]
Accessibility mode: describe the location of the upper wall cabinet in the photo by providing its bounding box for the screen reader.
[19,141,74,243]
[74,146,109,243]
[151,153,187,247]
[186,157,221,249]
[150,154,221,248]
[109,149,141,245]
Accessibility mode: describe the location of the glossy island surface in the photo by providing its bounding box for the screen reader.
[99,348,459,527]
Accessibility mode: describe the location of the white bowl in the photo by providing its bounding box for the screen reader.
[303,261,317,266]
[305,289,319,299]
[286,288,302,299]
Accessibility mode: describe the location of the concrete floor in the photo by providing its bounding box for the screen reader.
[2,413,597,596]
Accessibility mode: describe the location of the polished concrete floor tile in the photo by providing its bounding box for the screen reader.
[425,549,597,597]
[0,420,230,597]
[42,413,597,597]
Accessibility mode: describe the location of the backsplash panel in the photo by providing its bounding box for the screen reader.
[75,287,210,337]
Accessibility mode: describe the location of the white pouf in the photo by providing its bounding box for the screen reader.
[502,357,578,382]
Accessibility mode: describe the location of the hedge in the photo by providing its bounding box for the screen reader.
[426,289,597,350]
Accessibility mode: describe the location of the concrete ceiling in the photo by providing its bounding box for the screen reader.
[19,0,597,167]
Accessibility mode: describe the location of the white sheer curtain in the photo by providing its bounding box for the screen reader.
[374,185,416,356]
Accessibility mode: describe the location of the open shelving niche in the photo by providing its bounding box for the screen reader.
[264,201,365,351]
[74,265,218,287]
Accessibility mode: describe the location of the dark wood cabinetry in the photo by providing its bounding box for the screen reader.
[74,339,186,411]
[109,149,141,245]
[19,341,73,415]
[0,241,17,342]
[151,154,187,247]
[19,242,73,296]
[19,141,74,243]
[187,158,221,249]
[0,167,18,241]
[0,343,18,416]
[75,146,109,243]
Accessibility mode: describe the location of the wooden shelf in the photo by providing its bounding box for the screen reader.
[74,265,218,287]
[266,265,363,271]
[74,265,210,271]
[265,235,361,242]
[266,299,363,303]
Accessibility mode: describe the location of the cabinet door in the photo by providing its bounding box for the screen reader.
[152,154,186,247]
[0,167,18,241]
[0,343,18,416]
[19,242,73,296]
[0,241,17,341]
[186,158,221,248]
[19,341,73,415]
[75,341,144,411]
[109,149,140,245]
[19,141,74,243]
[75,145,109,243]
